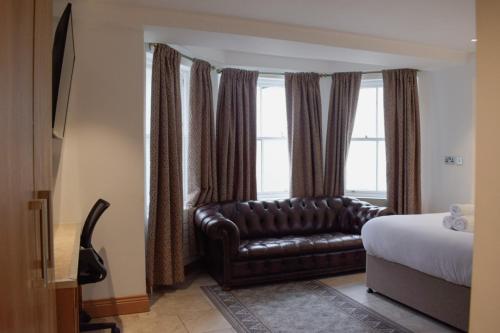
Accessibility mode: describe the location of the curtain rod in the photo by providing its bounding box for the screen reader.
[147,42,218,71]
[255,70,384,77]
[147,43,414,76]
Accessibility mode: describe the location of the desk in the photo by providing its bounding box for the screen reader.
[54,223,82,333]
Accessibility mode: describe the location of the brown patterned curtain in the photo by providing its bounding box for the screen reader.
[146,44,184,289]
[186,59,217,257]
[216,69,259,201]
[187,60,217,206]
[324,72,362,196]
[383,69,421,214]
[285,72,324,197]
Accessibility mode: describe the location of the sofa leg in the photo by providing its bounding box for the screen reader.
[367,288,374,294]
[222,286,232,291]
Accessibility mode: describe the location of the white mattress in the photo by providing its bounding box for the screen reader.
[361,213,473,287]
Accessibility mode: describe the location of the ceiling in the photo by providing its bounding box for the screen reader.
[145,27,466,71]
[120,0,475,51]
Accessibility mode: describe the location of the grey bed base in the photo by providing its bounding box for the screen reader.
[366,254,470,332]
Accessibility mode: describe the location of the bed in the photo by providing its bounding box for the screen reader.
[361,213,473,331]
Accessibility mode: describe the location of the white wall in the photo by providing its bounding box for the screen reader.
[53,1,147,300]
[420,58,476,213]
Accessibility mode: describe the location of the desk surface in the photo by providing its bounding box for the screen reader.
[54,223,82,289]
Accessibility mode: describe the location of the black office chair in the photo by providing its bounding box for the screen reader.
[78,199,120,333]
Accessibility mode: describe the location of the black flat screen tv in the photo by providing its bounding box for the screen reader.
[52,3,75,139]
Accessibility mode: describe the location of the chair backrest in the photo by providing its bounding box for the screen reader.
[80,199,110,248]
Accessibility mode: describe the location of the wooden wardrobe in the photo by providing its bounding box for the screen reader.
[1,0,57,332]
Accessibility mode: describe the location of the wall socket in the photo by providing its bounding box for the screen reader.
[445,156,463,166]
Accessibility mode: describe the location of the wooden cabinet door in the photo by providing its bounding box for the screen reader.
[33,0,57,331]
[0,1,39,332]
[0,0,57,332]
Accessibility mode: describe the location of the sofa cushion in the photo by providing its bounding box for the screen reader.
[237,233,362,260]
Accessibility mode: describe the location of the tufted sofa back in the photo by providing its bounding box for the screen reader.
[201,196,383,240]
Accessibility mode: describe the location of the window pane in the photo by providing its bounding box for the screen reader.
[345,78,385,196]
[256,140,262,193]
[145,63,152,137]
[180,67,190,207]
[377,142,387,192]
[256,88,262,137]
[352,87,377,138]
[145,57,152,221]
[261,139,289,193]
[377,87,385,138]
[256,78,289,198]
[260,86,287,138]
[345,141,377,191]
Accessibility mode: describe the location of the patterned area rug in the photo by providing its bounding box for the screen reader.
[202,280,412,333]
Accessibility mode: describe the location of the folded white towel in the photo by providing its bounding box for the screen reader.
[442,215,454,229]
[452,215,475,233]
[450,204,474,217]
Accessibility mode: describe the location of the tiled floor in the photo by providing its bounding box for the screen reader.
[93,272,459,333]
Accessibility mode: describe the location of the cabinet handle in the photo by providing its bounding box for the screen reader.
[37,191,53,266]
[29,198,49,287]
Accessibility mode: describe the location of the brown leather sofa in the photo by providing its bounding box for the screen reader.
[194,196,392,289]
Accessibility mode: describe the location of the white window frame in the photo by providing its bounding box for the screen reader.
[256,76,289,200]
[345,75,386,199]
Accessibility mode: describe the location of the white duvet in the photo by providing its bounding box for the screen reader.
[361,213,473,287]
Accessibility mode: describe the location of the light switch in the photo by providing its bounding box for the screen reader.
[444,156,455,165]
[444,155,463,166]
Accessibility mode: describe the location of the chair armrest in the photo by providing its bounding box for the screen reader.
[194,205,240,258]
[341,197,394,234]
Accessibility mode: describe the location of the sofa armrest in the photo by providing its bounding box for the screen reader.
[194,205,240,258]
[341,197,394,234]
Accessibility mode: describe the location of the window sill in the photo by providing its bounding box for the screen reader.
[345,192,388,207]
[257,192,289,201]
[345,191,387,200]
